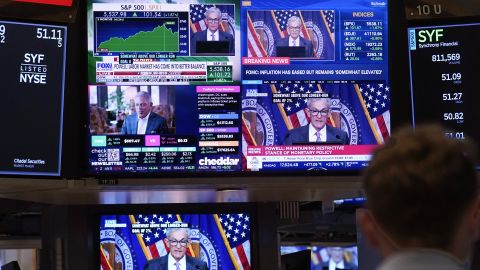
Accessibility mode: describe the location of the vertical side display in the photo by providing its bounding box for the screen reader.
[0,21,67,176]
[408,23,480,143]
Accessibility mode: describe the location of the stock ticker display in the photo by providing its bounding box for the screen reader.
[408,22,480,144]
[0,21,66,176]
[87,0,390,174]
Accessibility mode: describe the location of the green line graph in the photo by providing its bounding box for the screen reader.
[97,24,179,52]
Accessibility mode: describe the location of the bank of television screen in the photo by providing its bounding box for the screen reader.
[0,20,67,176]
[281,245,358,270]
[100,213,252,270]
[408,18,480,150]
[87,0,389,174]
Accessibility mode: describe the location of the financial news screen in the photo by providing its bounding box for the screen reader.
[241,0,389,171]
[87,0,390,175]
[88,1,239,84]
[100,213,251,270]
[408,21,480,147]
[0,20,67,176]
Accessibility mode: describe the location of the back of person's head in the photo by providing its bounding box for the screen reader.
[363,124,478,250]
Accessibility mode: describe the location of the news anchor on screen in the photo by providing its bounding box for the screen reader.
[190,7,234,55]
[143,224,209,270]
[275,16,313,58]
[283,98,349,145]
[121,89,168,135]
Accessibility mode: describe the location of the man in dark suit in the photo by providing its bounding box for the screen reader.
[283,98,349,145]
[275,16,313,58]
[314,247,357,270]
[191,7,234,55]
[143,225,208,270]
[121,89,168,135]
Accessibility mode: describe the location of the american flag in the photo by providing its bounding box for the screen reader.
[218,213,251,270]
[322,10,335,34]
[273,83,322,128]
[190,4,213,33]
[246,13,268,57]
[357,83,391,142]
[273,10,310,40]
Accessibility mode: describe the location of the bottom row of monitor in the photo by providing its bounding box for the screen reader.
[99,213,358,270]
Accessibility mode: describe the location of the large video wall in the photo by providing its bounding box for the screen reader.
[87,0,390,175]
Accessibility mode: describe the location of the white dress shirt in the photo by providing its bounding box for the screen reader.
[309,124,327,142]
[329,259,345,270]
[289,36,300,47]
[207,30,219,41]
[168,254,187,270]
[136,112,150,135]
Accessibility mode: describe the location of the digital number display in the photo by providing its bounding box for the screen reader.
[408,23,480,144]
[0,21,67,176]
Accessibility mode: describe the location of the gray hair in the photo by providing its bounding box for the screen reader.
[287,16,301,27]
[307,97,331,109]
[165,222,191,239]
[205,7,222,19]
[135,91,152,103]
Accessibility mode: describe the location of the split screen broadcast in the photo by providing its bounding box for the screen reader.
[87,0,390,174]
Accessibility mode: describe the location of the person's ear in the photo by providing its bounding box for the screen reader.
[357,209,398,257]
[357,209,381,248]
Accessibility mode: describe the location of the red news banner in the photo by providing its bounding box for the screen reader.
[14,0,73,6]
[247,145,376,159]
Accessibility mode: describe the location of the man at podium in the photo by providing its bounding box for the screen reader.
[191,7,234,55]
[275,16,313,58]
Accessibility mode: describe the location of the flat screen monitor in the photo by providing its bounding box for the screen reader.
[241,0,390,172]
[408,19,480,150]
[0,20,67,176]
[281,245,358,270]
[99,212,252,270]
[276,46,306,58]
[87,0,394,175]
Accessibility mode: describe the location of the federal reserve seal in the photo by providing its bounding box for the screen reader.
[191,229,220,270]
[100,229,136,270]
[242,98,277,146]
